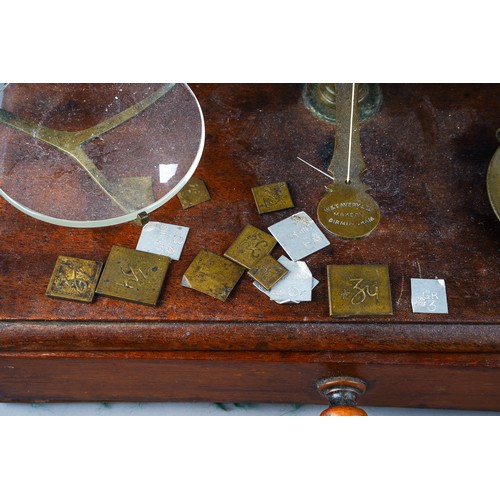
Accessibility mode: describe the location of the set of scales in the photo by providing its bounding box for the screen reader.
[0,83,499,233]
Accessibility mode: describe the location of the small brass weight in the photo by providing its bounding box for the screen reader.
[317,83,380,239]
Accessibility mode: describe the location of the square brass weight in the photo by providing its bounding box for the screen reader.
[96,246,170,306]
[251,181,294,214]
[46,256,103,303]
[177,177,211,209]
[327,264,393,317]
[248,254,288,290]
[114,176,155,209]
[224,224,277,269]
[182,249,245,301]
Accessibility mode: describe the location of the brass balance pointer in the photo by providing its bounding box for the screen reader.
[0,83,175,213]
[317,83,380,239]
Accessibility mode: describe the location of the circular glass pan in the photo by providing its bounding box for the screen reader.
[487,145,500,222]
[0,83,205,227]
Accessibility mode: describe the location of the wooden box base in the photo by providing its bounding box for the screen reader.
[1,84,499,411]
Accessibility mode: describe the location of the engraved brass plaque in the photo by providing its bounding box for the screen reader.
[182,249,245,301]
[248,254,288,290]
[96,246,170,306]
[252,181,294,214]
[317,184,380,239]
[224,224,277,269]
[46,256,103,303]
[327,264,393,317]
[177,177,211,209]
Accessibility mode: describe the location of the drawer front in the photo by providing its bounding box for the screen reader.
[1,353,500,411]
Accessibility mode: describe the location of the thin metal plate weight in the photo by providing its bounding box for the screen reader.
[248,254,288,290]
[253,256,319,304]
[46,256,103,303]
[136,221,189,260]
[327,264,393,317]
[270,257,314,303]
[224,224,277,269]
[96,246,171,306]
[251,181,294,214]
[182,249,245,302]
[411,278,448,314]
[177,177,211,209]
[268,211,330,262]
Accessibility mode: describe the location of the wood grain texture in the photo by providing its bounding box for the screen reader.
[0,84,499,408]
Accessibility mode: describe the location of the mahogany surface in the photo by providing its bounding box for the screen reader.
[0,84,499,410]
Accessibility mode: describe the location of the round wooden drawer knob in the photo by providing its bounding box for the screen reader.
[320,406,368,416]
[315,376,368,416]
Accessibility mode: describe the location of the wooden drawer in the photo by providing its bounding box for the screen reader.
[2,351,500,411]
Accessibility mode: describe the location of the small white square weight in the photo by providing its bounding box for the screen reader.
[136,221,189,261]
[410,278,448,314]
[268,211,330,261]
[253,257,319,304]
[270,256,313,302]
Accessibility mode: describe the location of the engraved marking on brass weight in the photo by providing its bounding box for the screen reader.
[177,177,211,209]
[327,264,392,317]
[248,254,288,290]
[46,256,103,303]
[96,246,170,306]
[182,249,245,301]
[252,181,294,214]
[224,224,277,269]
